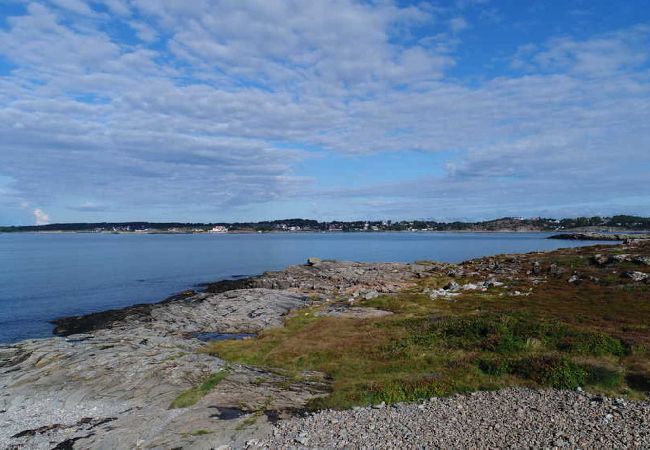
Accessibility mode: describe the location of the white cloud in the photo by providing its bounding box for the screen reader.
[448,17,469,33]
[68,201,105,212]
[129,20,158,42]
[48,0,94,15]
[0,1,648,221]
[100,0,131,16]
[519,26,649,76]
[33,208,50,225]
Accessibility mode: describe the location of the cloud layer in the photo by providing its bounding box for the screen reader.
[0,0,649,224]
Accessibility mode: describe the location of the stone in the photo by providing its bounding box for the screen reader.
[610,254,631,263]
[363,290,379,300]
[592,254,609,266]
[634,256,650,266]
[259,388,650,449]
[446,269,465,278]
[316,306,392,319]
[548,264,566,276]
[428,288,459,300]
[624,271,649,282]
[306,257,322,266]
[443,281,460,291]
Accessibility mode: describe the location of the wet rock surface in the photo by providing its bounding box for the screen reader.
[254,388,650,449]
[549,232,650,241]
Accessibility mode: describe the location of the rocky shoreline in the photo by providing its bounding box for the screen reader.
[1,260,439,449]
[548,232,650,241]
[2,244,650,449]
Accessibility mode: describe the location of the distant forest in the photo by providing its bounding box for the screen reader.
[2,215,650,233]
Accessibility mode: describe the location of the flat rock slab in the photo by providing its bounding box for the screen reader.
[0,289,317,449]
[316,306,393,319]
[252,260,446,296]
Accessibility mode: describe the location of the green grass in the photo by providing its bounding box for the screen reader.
[510,356,587,388]
[397,314,628,357]
[169,369,229,409]
[235,412,262,430]
[181,429,212,437]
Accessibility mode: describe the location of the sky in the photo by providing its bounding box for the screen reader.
[0,0,649,225]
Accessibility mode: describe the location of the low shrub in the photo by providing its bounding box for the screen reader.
[431,315,627,357]
[584,364,624,389]
[477,357,510,376]
[556,332,627,357]
[511,356,587,388]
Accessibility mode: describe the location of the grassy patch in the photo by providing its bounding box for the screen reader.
[510,356,587,388]
[362,292,436,315]
[169,369,229,409]
[182,429,212,437]
[235,412,262,430]
[401,314,628,357]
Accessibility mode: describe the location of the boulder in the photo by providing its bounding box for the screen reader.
[624,271,649,282]
[634,256,650,266]
[446,269,465,278]
[591,255,609,266]
[443,281,460,292]
[548,264,566,276]
[363,290,379,300]
[610,254,631,263]
[484,279,504,288]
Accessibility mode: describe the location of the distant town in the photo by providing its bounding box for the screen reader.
[1,215,649,234]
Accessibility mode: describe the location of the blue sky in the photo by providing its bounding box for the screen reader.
[1,0,649,225]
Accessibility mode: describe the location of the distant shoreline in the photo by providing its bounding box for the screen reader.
[2,229,648,235]
[3,215,649,235]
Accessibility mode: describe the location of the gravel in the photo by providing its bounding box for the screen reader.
[250,388,650,449]
[0,397,129,450]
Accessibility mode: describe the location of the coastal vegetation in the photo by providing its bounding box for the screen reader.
[169,368,230,409]
[206,243,650,409]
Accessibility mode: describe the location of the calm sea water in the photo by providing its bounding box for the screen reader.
[0,232,605,343]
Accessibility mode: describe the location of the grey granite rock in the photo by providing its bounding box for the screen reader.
[624,271,649,282]
[0,289,319,449]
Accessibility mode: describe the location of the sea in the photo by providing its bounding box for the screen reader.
[0,232,609,343]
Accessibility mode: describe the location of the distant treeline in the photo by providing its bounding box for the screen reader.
[2,215,650,233]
